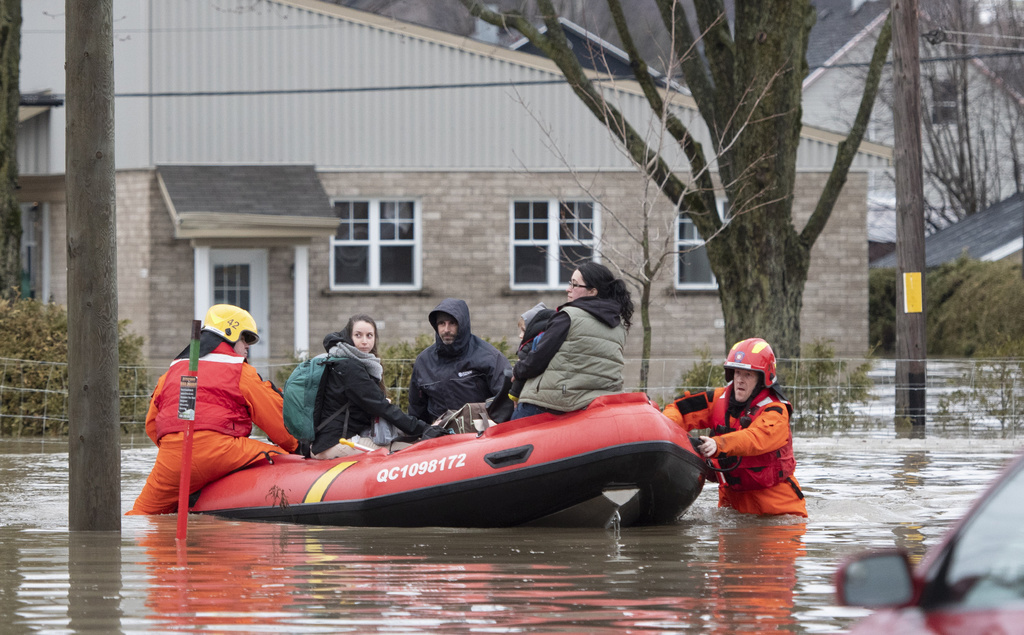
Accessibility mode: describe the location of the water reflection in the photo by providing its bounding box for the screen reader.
[1,438,1022,632]
[69,532,123,634]
[113,513,811,632]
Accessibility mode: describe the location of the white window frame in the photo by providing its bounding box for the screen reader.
[675,198,728,291]
[329,199,422,291]
[508,199,601,290]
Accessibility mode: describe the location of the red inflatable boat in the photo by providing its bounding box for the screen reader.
[190,393,711,528]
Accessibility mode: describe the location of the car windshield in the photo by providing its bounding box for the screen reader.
[929,459,1024,609]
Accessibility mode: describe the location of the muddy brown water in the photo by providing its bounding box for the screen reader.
[1,436,1020,633]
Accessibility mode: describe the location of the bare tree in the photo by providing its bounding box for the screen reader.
[919,0,1024,226]
[0,0,20,301]
[460,0,892,359]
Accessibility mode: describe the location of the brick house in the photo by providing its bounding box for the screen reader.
[17,0,890,390]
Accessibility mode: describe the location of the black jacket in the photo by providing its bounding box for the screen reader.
[408,298,512,422]
[312,331,429,455]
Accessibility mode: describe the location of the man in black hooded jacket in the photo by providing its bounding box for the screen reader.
[408,298,512,423]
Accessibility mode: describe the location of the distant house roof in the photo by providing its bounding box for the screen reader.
[157,164,338,240]
[871,194,1024,268]
[510,18,636,80]
[18,91,64,124]
[805,0,890,87]
[509,17,684,93]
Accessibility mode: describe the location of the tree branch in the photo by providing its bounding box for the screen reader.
[607,0,718,218]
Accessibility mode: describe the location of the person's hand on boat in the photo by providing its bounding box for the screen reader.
[421,425,452,440]
[697,435,717,457]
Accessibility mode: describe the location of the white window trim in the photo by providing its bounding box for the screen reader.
[508,199,601,290]
[329,199,422,291]
[674,198,727,291]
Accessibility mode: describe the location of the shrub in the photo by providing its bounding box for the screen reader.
[870,257,1024,357]
[868,267,898,353]
[937,336,1024,436]
[928,257,1024,356]
[784,340,873,433]
[674,346,726,396]
[0,298,148,437]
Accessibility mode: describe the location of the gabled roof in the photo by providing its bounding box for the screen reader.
[871,194,1024,268]
[509,17,686,94]
[510,18,641,81]
[805,0,890,87]
[157,164,337,240]
[19,92,64,124]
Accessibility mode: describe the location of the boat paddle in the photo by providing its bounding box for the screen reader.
[175,320,202,541]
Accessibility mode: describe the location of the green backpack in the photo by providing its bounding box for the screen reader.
[282,354,348,442]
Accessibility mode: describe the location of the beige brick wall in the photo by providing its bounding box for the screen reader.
[797,172,869,353]
[39,170,159,346]
[115,171,157,343]
[142,174,195,363]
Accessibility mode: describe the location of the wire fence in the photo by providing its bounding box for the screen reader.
[2,356,1021,439]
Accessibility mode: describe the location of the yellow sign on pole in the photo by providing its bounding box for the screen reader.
[903,272,923,313]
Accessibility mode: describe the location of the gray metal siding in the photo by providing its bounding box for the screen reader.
[16,113,51,175]
[20,0,886,174]
[143,1,751,173]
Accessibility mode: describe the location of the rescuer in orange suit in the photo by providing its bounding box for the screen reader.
[662,338,807,517]
[128,304,298,515]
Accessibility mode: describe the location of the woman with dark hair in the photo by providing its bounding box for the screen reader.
[510,262,634,419]
[312,314,442,459]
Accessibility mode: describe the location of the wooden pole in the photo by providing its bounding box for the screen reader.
[176,320,202,541]
[892,0,927,435]
[66,0,120,530]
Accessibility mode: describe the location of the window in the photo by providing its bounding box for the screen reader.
[510,200,599,289]
[330,200,420,290]
[676,199,727,290]
[213,263,251,309]
[931,79,957,125]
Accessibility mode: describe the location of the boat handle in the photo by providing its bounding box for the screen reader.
[484,444,534,469]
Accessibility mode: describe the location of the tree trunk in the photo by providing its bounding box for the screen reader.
[705,0,813,359]
[67,0,121,532]
[0,0,21,300]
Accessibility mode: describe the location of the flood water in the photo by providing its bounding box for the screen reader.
[2,435,1022,633]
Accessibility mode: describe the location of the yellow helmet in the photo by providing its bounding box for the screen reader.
[202,304,260,344]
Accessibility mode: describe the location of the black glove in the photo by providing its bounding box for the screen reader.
[420,425,452,440]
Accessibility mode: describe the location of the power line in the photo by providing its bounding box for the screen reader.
[28,47,1008,101]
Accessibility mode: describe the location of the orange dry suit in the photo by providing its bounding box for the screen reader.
[128,340,298,515]
[663,385,807,517]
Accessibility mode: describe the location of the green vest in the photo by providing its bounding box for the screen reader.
[519,306,626,412]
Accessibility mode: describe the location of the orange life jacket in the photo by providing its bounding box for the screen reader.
[153,342,253,440]
[709,386,796,492]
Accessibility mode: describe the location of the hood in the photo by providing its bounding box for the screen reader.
[428,298,473,359]
[520,302,549,327]
[322,328,353,353]
[562,296,622,329]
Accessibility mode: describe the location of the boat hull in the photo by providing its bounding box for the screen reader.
[191,393,710,528]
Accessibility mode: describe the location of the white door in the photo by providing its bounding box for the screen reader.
[208,249,269,365]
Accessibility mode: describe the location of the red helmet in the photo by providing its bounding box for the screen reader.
[723,338,777,387]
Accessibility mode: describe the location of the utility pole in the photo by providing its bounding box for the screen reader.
[892,0,926,436]
[66,0,120,531]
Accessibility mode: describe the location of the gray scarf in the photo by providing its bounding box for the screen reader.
[328,341,383,381]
